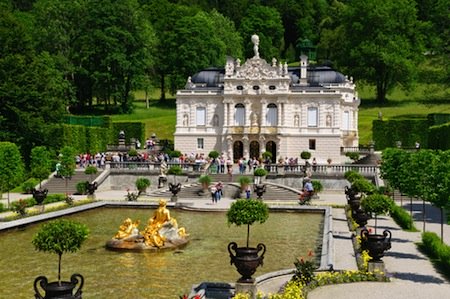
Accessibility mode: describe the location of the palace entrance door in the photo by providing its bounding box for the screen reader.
[233,141,243,162]
[249,141,260,159]
[266,141,277,163]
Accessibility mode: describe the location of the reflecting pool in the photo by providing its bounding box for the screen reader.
[0,208,323,298]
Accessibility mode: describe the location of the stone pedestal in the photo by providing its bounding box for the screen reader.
[235,281,257,299]
[368,261,385,277]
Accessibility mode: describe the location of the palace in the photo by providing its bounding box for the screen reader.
[174,35,360,163]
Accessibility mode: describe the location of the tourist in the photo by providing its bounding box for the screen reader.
[300,177,314,202]
[245,185,251,199]
[215,181,223,201]
[210,185,217,204]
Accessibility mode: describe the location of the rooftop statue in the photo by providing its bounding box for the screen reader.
[106,199,188,251]
[251,34,259,58]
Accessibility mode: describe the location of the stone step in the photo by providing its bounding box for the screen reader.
[42,170,103,194]
[146,182,298,201]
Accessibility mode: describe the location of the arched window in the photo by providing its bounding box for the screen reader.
[266,103,278,126]
[235,103,245,126]
[196,107,206,126]
[307,107,318,127]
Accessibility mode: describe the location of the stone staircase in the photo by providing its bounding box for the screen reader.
[144,180,299,201]
[42,169,103,194]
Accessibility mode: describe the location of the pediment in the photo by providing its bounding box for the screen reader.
[234,57,280,80]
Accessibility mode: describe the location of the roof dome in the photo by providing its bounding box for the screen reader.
[191,68,224,87]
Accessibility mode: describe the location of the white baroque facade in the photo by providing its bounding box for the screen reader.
[174,36,360,163]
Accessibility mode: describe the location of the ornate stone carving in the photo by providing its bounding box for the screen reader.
[234,58,278,80]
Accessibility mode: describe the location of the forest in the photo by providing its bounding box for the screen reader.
[0,0,448,158]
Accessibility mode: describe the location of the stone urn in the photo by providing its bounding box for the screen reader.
[169,182,181,202]
[86,182,98,195]
[34,273,84,299]
[32,188,48,205]
[348,197,362,211]
[352,208,370,227]
[228,242,266,283]
[253,184,266,199]
[360,228,392,261]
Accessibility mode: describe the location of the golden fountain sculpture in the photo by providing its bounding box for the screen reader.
[106,199,188,251]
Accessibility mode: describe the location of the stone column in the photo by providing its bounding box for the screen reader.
[242,135,249,159]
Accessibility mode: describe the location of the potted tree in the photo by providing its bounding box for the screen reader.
[208,150,220,174]
[135,177,151,195]
[238,176,252,198]
[253,168,267,198]
[32,219,89,299]
[198,175,212,196]
[168,165,183,202]
[227,199,269,283]
[30,146,52,205]
[360,194,394,261]
[84,165,98,196]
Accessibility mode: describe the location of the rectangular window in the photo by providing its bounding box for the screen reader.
[309,139,316,150]
[235,107,245,126]
[342,111,350,130]
[196,107,206,126]
[197,138,204,149]
[266,106,278,126]
[307,107,318,127]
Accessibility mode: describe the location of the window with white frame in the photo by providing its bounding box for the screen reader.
[266,103,278,126]
[235,103,245,126]
[342,111,350,130]
[197,138,204,149]
[307,107,318,127]
[196,107,206,126]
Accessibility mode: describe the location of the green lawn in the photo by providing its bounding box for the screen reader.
[116,83,449,145]
[358,83,450,145]
[111,99,176,141]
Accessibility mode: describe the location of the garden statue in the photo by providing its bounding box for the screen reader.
[158,161,168,188]
[114,218,140,240]
[106,199,188,251]
[251,34,259,58]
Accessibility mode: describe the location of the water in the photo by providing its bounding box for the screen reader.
[0,208,323,298]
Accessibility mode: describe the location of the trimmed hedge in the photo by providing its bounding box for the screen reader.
[62,124,111,153]
[373,119,429,150]
[111,122,145,145]
[420,232,450,274]
[390,204,416,231]
[429,122,450,150]
[64,115,112,127]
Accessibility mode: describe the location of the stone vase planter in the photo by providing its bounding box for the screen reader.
[32,188,48,205]
[228,242,266,283]
[360,229,392,261]
[34,273,84,299]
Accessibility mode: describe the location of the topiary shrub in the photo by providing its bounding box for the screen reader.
[351,178,375,194]
[84,165,98,182]
[168,165,182,175]
[361,194,394,232]
[208,150,220,159]
[76,181,89,195]
[227,199,269,247]
[135,177,151,194]
[312,180,323,193]
[32,219,89,283]
[344,170,364,183]
[198,175,212,190]
[300,151,311,160]
[21,178,40,194]
[253,168,267,177]
[238,176,252,191]
[128,149,138,157]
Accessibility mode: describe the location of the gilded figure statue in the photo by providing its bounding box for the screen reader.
[141,199,187,248]
[114,218,140,240]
